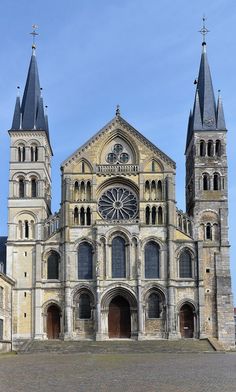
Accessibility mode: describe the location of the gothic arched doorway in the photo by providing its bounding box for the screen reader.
[180,304,194,338]
[47,305,60,339]
[108,296,131,338]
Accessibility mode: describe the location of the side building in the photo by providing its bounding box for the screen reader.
[0,237,15,352]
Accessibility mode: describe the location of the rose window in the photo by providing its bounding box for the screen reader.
[98,187,138,220]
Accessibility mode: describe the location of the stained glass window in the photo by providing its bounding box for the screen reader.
[78,242,93,279]
[112,236,126,278]
[145,241,159,278]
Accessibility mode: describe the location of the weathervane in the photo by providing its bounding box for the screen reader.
[199,16,209,44]
[30,24,39,49]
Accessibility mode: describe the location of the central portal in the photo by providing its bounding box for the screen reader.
[108,296,131,338]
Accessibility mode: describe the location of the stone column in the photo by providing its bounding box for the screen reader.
[34,243,44,339]
[136,239,144,339]
[64,285,72,339]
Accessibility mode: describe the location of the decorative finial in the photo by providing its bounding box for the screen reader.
[199,15,209,45]
[17,86,20,97]
[30,24,39,50]
[116,104,120,117]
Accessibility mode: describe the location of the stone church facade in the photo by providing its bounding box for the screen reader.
[6,37,235,348]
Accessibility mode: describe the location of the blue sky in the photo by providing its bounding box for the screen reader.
[0,0,236,300]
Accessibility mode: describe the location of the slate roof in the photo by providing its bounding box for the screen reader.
[0,236,7,273]
[10,48,52,152]
[186,42,227,151]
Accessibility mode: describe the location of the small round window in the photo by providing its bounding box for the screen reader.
[119,153,129,163]
[106,143,130,164]
[107,153,117,163]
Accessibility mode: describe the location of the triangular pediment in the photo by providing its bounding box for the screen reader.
[62,115,175,171]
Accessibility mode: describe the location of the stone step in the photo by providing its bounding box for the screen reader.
[18,338,215,354]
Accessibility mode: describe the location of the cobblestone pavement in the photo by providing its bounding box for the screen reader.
[0,352,236,392]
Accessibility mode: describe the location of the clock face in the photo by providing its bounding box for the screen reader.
[98,187,138,220]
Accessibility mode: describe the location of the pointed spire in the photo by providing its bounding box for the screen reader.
[185,110,193,151]
[192,89,202,130]
[216,90,226,130]
[20,50,42,129]
[10,27,49,133]
[196,41,217,129]
[11,87,21,129]
[36,89,47,130]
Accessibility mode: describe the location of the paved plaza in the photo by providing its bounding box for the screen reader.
[0,351,236,392]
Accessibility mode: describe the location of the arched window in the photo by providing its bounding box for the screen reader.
[25,220,29,238]
[206,223,212,240]
[151,206,156,225]
[145,206,150,224]
[78,242,93,279]
[31,145,38,162]
[86,207,91,225]
[157,181,162,200]
[86,181,91,201]
[145,181,150,201]
[19,179,25,198]
[203,173,210,190]
[74,181,79,201]
[200,140,206,156]
[18,146,25,162]
[80,207,85,225]
[82,162,85,173]
[47,252,60,279]
[215,140,221,157]
[80,181,85,201]
[158,206,163,224]
[145,241,160,279]
[207,140,214,157]
[148,292,161,318]
[179,250,192,278]
[31,179,37,197]
[213,173,220,190]
[78,293,91,319]
[112,236,126,278]
[151,161,155,172]
[74,207,79,224]
[151,180,156,200]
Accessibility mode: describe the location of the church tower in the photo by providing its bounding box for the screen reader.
[185,23,234,346]
[7,40,53,340]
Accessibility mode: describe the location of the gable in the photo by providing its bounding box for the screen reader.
[61,115,175,172]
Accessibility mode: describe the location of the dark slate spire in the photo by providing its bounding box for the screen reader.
[216,91,226,130]
[192,89,202,129]
[11,47,48,132]
[186,26,227,151]
[195,42,217,129]
[11,95,21,129]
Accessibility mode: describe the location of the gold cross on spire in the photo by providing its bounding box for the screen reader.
[199,16,209,44]
[30,24,39,49]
